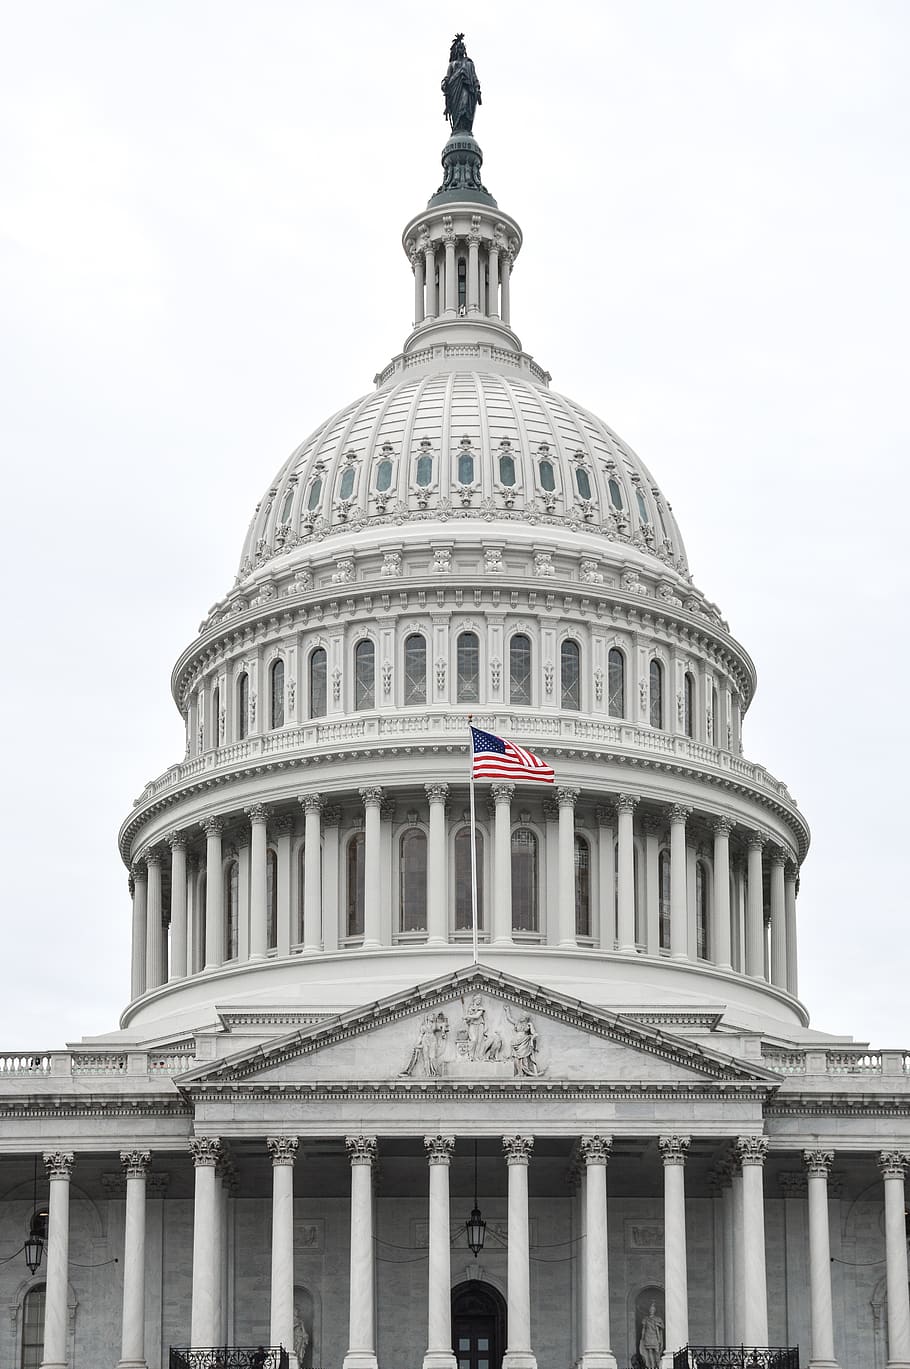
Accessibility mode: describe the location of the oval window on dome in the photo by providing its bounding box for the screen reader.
[339,466,355,500]
[306,478,323,511]
[376,459,393,493]
[539,460,555,492]
[575,467,592,500]
[457,450,475,485]
[499,452,516,487]
[416,452,433,487]
[636,489,650,524]
[608,478,623,510]
[279,489,294,524]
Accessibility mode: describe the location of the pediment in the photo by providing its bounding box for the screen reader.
[181,967,778,1095]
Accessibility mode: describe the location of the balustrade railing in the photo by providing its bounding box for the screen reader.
[672,1347,799,1369]
[169,1348,289,1369]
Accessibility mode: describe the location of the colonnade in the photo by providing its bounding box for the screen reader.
[128,787,800,1001]
[410,227,514,328]
[31,1143,910,1369]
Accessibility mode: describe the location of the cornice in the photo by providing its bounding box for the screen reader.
[187,1080,774,1105]
[765,1095,910,1119]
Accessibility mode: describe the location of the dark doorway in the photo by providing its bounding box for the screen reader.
[452,1280,506,1369]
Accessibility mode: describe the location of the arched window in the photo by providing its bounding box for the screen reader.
[649,659,664,729]
[636,489,650,524]
[711,685,719,747]
[211,684,220,748]
[696,860,709,960]
[538,459,556,492]
[457,445,475,485]
[339,464,356,500]
[575,835,590,937]
[279,488,294,524]
[399,830,428,933]
[354,639,375,711]
[20,1284,45,1369]
[607,647,625,719]
[457,257,467,311]
[457,632,480,703]
[375,455,393,492]
[561,639,581,710]
[683,672,695,739]
[237,672,249,740]
[454,827,483,930]
[224,859,239,961]
[511,828,538,932]
[345,833,365,939]
[306,477,322,511]
[270,658,285,730]
[499,447,516,486]
[509,634,532,705]
[404,634,427,705]
[266,849,278,950]
[608,477,624,510]
[575,466,592,500]
[658,849,671,950]
[309,647,327,719]
[415,446,434,487]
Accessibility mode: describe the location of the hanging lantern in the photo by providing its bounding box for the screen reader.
[465,1140,486,1257]
[24,1157,44,1274]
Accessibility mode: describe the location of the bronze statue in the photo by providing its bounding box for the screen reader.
[442,33,482,134]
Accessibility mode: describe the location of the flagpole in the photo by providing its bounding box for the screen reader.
[468,714,479,966]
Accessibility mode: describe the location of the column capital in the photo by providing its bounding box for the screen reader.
[359,786,384,808]
[768,845,788,867]
[785,859,800,881]
[346,1135,377,1165]
[130,859,147,880]
[189,1137,223,1168]
[556,785,580,808]
[711,815,735,836]
[267,1135,299,1166]
[579,1134,612,1166]
[658,1135,690,1166]
[803,1148,835,1177]
[502,1134,534,1165]
[43,1151,74,1180]
[299,792,324,814]
[747,830,767,851]
[245,803,270,824]
[878,1149,910,1180]
[425,782,450,804]
[736,1135,770,1166]
[491,782,515,804]
[322,804,343,827]
[668,804,691,825]
[166,830,188,851]
[615,792,640,813]
[424,1134,456,1164]
[143,849,164,869]
[200,816,224,838]
[120,1149,151,1179]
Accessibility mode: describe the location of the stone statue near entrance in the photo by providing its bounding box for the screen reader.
[442,33,482,133]
[638,1301,665,1368]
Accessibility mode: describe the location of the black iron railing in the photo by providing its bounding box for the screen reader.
[672,1349,800,1369]
[169,1349,289,1369]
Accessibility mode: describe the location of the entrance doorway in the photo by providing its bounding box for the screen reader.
[452,1280,506,1369]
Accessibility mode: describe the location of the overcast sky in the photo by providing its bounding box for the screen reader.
[1,2,907,1049]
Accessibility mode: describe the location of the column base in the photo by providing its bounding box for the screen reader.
[808,1359,842,1368]
[342,1354,378,1369]
[579,1353,618,1369]
[502,1352,537,1369]
[117,1360,149,1369]
[423,1351,458,1369]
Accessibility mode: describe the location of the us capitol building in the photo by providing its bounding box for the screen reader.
[2,37,908,1369]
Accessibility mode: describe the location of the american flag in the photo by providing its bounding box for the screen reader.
[470,726,555,783]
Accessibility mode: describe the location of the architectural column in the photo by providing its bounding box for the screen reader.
[711,817,733,971]
[557,786,580,946]
[425,784,449,946]
[659,1136,690,1364]
[424,244,437,320]
[720,1168,735,1343]
[145,852,163,991]
[879,1151,910,1369]
[423,1136,457,1369]
[267,1137,299,1366]
[492,783,515,945]
[360,787,383,949]
[118,1150,151,1369]
[412,249,425,325]
[785,861,799,997]
[731,1159,745,1342]
[247,804,269,960]
[669,805,690,961]
[202,817,224,970]
[167,833,188,980]
[467,221,480,314]
[803,1150,840,1368]
[444,226,456,316]
[580,1136,618,1369]
[344,1136,378,1369]
[488,244,500,318]
[130,862,148,999]
[736,1136,769,1346]
[189,1137,222,1348]
[501,250,512,325]
[769,849,787,989]
[502,1135,536,1369]
[274,815,294,955]
[615,794,639,955]
[301,794,323,953]
[41,1151,74,1369]
[745,834,766,979]
[595,807,614,949]
[643,816,661,956]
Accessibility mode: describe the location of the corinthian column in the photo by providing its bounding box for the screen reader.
[300,794,323,953]
[425,784,449,945]
[167,833,188,979]
[785,862,799,997]
[344,1136,378,1369]
[659,1136,690,1364]
[879,1151,910,1369]
[580,1136,617,1369]
[502,1135,536,1369]
[615,794,639,954]
[668,805,690,960]
[130,862,147,998]
[247,803,269,960]
[145,852,163,990]
[803,1150,840,1368]
[118,1150,151,1369]
[745,834,766,979]
[423,1136,457,1369]
[557,787,580,946]
[189,1137,222,1348]
[360,787,383,949]
[41,1151,74,1369]
[267,1137,299,1365]
[736,1136,769,1346]
[711,817,733,970]
[201,818,224,970]
[492,783,515,945]
[769,849,788,989]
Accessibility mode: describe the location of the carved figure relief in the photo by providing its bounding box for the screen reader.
[534,551,555,577]
[380,551,402,577]
[484,548,503,573]
[432,548,452,574]
[399,997,543,1078]
[580,558,604,584]
[400,1012,450,1078]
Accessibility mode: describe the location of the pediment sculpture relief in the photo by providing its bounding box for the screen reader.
[399,994,543,1079]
